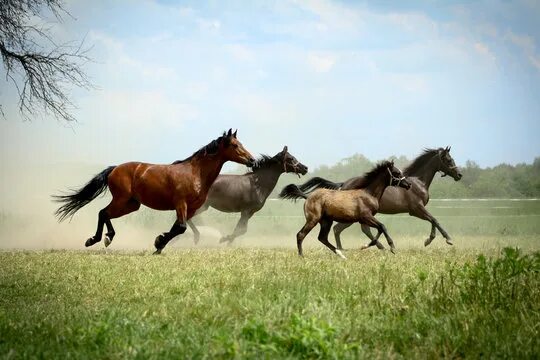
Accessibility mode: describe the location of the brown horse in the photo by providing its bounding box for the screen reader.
[53,129,255,254]
[279,161,411,258]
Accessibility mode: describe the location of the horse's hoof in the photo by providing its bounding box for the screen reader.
[104,235,112,248]
[154,234,166,254]
[335,250,347,260]
[193,237,200,245]
[390,248,396,255]
[219,236,229,243]
[154,234,164,247]
[446,239,454,246]
[85,237,96,247]
[360,245,368,250]
[424,238,433,247]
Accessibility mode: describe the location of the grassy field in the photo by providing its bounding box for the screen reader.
[1,200,539,358]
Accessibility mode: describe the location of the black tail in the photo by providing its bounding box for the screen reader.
[297,176,343,193]
[279,184,308,201]
[52,166,116,222]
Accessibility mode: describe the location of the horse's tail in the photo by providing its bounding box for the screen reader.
[297,176,343,193]
[52,166,116,222]
[279,184,308,201]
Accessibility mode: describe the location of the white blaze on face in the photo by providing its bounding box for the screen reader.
[336,249,346,259]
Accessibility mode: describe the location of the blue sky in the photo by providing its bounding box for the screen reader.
[1,0,539,170]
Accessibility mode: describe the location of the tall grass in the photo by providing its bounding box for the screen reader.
[0,247,538,358]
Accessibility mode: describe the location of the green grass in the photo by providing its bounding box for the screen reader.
[0,246,539,359]
[1,200,539,358]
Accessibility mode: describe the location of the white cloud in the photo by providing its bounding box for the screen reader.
[80,90,198,129]
[197,18,221,32]
[505,31,540,71]
[529,55,540,70]
[225,44,255,62]
[89,31,177,81]
[307,53,337,73]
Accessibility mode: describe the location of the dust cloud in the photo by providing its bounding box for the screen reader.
[0,161,299,251]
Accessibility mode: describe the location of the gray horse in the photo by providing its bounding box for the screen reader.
[298,147,462,249]
[188,146,308,244]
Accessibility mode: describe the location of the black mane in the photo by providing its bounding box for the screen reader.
[354,160,393,188]
[172,135,226,165]
[250,154,279,172]
[403,148,441,176]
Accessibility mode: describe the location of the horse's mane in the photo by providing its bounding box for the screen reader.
[249,154,279,172]
[403,148,441,176]
[353,160,393,188]
[171,134,228,165]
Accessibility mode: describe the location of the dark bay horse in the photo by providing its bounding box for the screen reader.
[187,146,308,244]
[298,147,462,250]
[53,129,255,254]
[280,161,411,258]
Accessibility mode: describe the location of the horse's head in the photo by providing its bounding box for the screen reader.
[438,146,462,181]
[277,146,308,176]
[219,129,255,167]
[387,161,412,190]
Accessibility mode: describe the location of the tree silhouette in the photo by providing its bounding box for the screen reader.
[0,0,92,122]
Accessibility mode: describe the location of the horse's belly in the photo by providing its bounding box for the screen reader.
[378,189,409,214]
[137,192,175,211]
[323,202,361,222]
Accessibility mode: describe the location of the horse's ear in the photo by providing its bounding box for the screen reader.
[227,128,232,137]
[233,129,237,138]
[283,145,288,153]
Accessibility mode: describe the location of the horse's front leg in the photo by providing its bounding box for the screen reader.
[220,210,255,244]
[154,203,187,254]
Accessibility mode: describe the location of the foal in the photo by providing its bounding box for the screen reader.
[280,161,411,258]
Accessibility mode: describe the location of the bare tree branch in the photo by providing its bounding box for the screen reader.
[0,0,93,122]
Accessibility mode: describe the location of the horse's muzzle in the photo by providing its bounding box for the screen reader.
[246,157,256,167]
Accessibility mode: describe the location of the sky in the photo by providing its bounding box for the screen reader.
[1,0,540,171]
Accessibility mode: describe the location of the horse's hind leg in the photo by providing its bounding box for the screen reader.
[85,198,140,248]
[333,222,352,250]
[187,203,209,245]
[187,220,200,245]
[103,218,115,247]
[360,224,385,250]
[360,217,396,254]
[220,210,255,244]
[319,218,346,259]
[85,208,108,247]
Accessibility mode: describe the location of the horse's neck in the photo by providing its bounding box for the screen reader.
[408,156,440,189]
[364,173,388,201]
[252,166,282,198]
[192,155,226,191]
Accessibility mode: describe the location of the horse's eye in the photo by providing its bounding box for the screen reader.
[232,144,238,149]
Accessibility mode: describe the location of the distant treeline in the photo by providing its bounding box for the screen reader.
[270,154,540,199]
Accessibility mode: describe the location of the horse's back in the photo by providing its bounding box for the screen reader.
[306,188,374,222]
